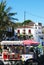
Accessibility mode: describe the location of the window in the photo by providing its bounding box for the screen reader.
[23,29,25,34]
[38,27,41,29]
[28,30,31,33]
[17,30,20,34]
[38,32,41,34]
[35,27,37,29]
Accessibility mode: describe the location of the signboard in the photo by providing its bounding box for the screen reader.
[42,42,44,46]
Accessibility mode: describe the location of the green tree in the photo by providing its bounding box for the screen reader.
[0,0,18,30]
[22,20,32,25]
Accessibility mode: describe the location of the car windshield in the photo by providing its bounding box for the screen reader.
[3,45,34,54]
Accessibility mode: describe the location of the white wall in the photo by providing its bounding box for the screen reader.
[14,25,43,42]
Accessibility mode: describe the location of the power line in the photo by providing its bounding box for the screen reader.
[30,13,44,19]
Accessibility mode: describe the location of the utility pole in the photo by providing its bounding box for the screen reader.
[23,11,26,40]
[24,11,26,21]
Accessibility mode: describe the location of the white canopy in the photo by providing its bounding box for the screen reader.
[1,41,23,45]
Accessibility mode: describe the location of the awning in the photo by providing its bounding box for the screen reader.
[1,41,23,45]
[23,40,39,46]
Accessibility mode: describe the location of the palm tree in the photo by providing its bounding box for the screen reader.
[0,0,18,41]
[0,0,18,30]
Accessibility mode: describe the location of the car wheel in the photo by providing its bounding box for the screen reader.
[25,58,40,65]
[0,60,4,65]
[16,61,22,65]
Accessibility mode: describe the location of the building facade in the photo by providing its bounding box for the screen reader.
[6,22,44,45]
[14,23,43,43]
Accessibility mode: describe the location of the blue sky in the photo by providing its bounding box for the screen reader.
[0,0,44,25]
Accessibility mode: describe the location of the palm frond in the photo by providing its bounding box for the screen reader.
[7,16,18,21]
[8,12,17,16]
[0,0,18,30]
[6,7,12,13]
[10,17,18,21]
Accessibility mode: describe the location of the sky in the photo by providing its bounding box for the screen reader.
[0,0,44,25]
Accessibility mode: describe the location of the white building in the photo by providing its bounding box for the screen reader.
[14,23,43,43]
[6,22,44,45]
